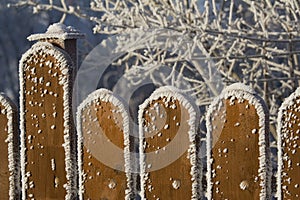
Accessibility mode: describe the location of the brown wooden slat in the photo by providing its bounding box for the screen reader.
[77,89,131,199]
[19,42,75,199]
[139,87,201,200]
[0,94,19,199]
[277,88,300,199]
[206,84,270,199]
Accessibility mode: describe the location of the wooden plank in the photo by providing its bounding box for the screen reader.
[0,94,19,199]
[139,86,201,200]
[77,89,132,199]
[277,87,300,199]
[206,83,270,200]
[19,42,76,199]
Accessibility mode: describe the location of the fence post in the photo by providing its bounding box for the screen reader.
[27,23,84,71]
[139,86,202,199]
[277,87,300,199]
[77,89,133,199]
[19,23,83,199]
[0,94,19,199]
[206,83,271,199]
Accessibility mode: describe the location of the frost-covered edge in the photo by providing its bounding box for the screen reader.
[28,32,85,41]
[19,42,75,199]
[206,83,270,200]
[276,86,300,199]
[138,86,201,199]
[0,94,19,199]
[27,23,85,41]
[76,88,132,200]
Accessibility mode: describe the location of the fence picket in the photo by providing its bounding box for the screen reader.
[19,42,76,199]
[77,89,132,199]
[5,23,300,199]
[277,87,300,199]
[0,94,19,199]
[206,83,271,199]
[139,86,201,199]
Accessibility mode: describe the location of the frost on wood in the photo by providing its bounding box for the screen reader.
[27,23,85,41]
[87,0,300,128]
[206,83,270,200]
[0,94,19,200]
[19,42,75,199]
[16,0,300,143]
[77,88,132,200]
[139,86,201,199]
[277,87,300,199]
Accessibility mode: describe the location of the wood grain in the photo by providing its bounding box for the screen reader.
[210,99,266,199]
[279,96,300,199]
[141,96,200,200]
[20,43,74,199]
[0,95,18,199]
[79,99,128,199]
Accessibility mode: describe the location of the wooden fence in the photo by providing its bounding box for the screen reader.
[1,23,300,199]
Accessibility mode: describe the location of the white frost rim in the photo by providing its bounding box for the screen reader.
[276,86,300,199]
[19,42,75,199]
[0,93,19,200]
[206,83,270,200]
[76,88,132,200]
[138,86,201,199]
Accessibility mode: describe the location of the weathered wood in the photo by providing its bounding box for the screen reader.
[77,89,132,199]
[206,83,270,200]
[277,87,300,199]
[19,42,76,199]
[0,94,19,199]
[139,86,201,200]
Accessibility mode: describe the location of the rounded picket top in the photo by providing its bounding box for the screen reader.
[76,88,132,200]
[0,94,19,200]
[19,41,75,199]
[206,83,270,200]
[138,86,202,200]
[277,87,300,199]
